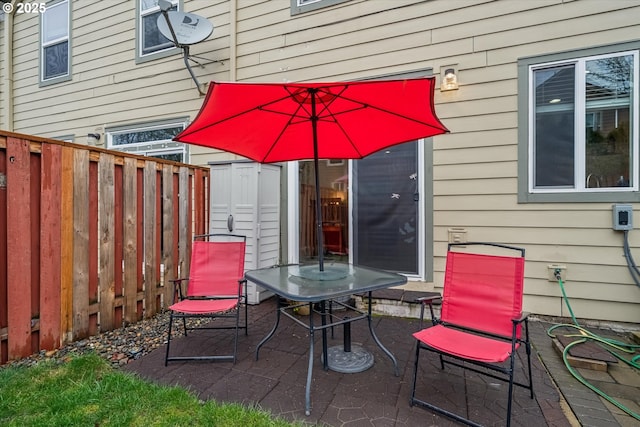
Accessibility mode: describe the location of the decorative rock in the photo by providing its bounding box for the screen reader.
[0,310,190,370]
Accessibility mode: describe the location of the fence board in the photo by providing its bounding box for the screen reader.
[39,143,62,350]
[123,158,138,324]
[60,146,74,343]
[136,167,144,318]
[144,162,158,318]
[0,148,7,363]
[155,169,162,312]
[99,154,115,331]
[162,165,174,307]
[194,168,206,236]
[179,167,189,278]
[88,161,98,335]
[29,153,40,345]
[172,171,179,295]
[113,164,124,328]
[6,137,32,359]
[72,149,90,340]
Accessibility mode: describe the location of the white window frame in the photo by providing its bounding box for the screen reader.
[528,51,639,194]
[106,119,189,163]
[290,0,351,15]
[40,0,71,86]
[135,0,181,64]
[518,42,640,203]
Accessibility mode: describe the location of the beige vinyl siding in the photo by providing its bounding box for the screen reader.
[9,1,226,142]
[2,0,640,323]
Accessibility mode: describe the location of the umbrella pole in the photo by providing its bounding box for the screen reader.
[310,89,325,272]
[314,155,324,271]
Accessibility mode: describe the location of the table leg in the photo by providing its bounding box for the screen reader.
[256,296,282,360]
[320,300,329,371]
[305,303,315,416]
[367,291,399,376]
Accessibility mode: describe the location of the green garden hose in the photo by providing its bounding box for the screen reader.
[546,274,640,421]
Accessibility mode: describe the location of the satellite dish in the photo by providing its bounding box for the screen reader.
[157,11,214,46]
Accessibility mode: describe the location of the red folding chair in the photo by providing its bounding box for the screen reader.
[411,242,533,427]
[165,234,247,365]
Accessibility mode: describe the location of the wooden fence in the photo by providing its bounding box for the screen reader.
[0,131,209,364]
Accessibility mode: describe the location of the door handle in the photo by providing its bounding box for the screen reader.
[227,214,234,232]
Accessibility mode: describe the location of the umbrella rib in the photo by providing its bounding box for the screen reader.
[177,92,302,138]
[260,101,309,162]
[330,92,446,129]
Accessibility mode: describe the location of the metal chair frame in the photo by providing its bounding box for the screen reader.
[165,233,248,365]
[410,242,534,427]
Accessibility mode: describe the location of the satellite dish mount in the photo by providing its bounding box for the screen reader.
[157,0,215,96]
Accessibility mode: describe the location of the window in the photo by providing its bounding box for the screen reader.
[136,0,181,63]
[518,43,640,202]
[290,0,351,15]
[106,119,189,163]
[40,0,70,85]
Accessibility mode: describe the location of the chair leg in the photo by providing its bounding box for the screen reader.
[244,300,248,336]
[524,323,534,398]
[165,313,174,366]
[410,341,421,405]
[506,366,515,427]
[232,307,240,364]
[181,316,188,336]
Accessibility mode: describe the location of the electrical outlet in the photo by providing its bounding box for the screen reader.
[547,264,567,282]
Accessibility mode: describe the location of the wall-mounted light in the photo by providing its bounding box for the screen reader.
[441,67,459,91]
[87,133,101,145]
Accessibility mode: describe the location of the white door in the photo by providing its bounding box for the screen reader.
[209,162,280,303]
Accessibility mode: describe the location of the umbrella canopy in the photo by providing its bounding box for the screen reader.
[174,77,449,273]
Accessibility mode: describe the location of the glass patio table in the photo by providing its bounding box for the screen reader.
[245,263,407,416]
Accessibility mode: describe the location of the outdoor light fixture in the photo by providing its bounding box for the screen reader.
[87,133,101,145]
[441,67,459,91]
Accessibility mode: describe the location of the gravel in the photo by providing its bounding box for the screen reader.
[1,311,190,369]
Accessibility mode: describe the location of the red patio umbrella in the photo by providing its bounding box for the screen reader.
[174,77,448,274]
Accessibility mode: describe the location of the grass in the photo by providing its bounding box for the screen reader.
[0,353,299,427]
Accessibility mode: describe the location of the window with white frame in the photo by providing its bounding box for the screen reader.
[40,0,70,85]
[107,120,189,163]
[290,0,351,15]
[518,43,639,202]
[136,0,180,63]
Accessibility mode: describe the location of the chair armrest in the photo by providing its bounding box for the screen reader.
[512,311,530,324]
[238,278,247,301]
[416,292,442,329]
[416,293,442,304]
[170,278,188,303]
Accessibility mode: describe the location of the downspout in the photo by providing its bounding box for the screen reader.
[229,0,237,81]
[1,1,15,131]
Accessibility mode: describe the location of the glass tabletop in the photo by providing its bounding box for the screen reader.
[244,263,407,302]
